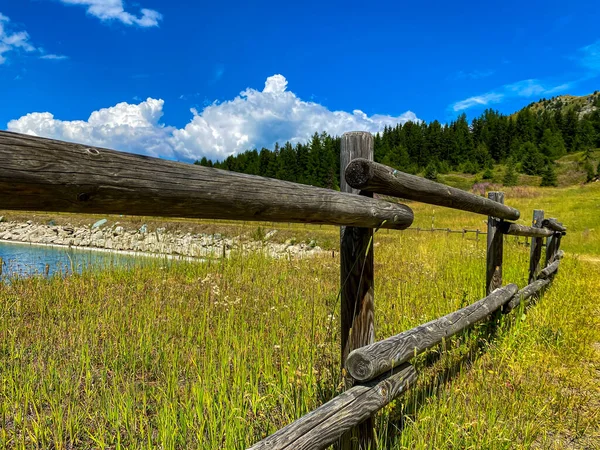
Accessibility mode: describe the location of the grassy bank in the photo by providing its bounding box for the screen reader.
[1,185,598,449]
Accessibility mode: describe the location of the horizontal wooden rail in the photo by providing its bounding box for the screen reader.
[500,222,554,238]
[344,158,520,220]
[504,279,551,313]
[539,260,560,279]
[542,218,567,232]
[345,284,518,382]
[248,363,416,450]
[0,131,413,229]
[251,265,564,448]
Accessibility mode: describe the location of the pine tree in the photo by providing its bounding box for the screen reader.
[276,142,298,182]
[540,163,558,187]
[259,148,276,178]
[321,134,338,189]
[515,109,537,144]
[579,120,596,158]
[245,149,260,175]
[424,162,438,181]
[472,142,492,170]
[382,145,410,170]
[539,129,566,160]
[520,142,545,175]
[563,109,579,152]
[503,158,518,186]
[584,162,595,182]
[296,143,309,184]
[450,114,474,167]
[196,156,212,167]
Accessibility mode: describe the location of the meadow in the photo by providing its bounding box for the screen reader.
[0,183,599,449]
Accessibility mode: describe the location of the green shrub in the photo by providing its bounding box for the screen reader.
[424,162,438,181]
[459,161,478,174]
[541,164,558,187]
[437,160,451,174]
[503,158,518,186]
[584,162,595,182]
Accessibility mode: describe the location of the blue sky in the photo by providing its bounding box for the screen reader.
[1,0,599,161]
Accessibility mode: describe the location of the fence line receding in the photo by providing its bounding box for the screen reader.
[0,130,567,450]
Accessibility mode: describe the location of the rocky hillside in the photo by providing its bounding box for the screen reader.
[522,91,600,118]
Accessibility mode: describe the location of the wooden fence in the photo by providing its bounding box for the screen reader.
[0,130,566,450]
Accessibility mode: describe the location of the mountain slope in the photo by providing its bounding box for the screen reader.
[522,92,600,117]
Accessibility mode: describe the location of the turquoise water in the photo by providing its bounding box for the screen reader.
[0,241,146,279]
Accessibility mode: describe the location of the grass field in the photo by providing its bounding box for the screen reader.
[436,149,600,190]
[1,183,599,449]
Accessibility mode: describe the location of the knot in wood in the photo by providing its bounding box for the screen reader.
[77,192,91,202]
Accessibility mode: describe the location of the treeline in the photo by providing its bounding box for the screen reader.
[196,133,341,190]
[195,93,600,188]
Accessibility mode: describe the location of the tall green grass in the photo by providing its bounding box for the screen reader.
[1,185,598,449]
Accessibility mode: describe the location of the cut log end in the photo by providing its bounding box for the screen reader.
[344,158,374,190]
[391,206,415,229]
[345,351,376,382]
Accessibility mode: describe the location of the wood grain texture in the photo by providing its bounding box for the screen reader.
[545,232,561,267]
[500,221,553,238]
[528,210,545,284]
[504,279,551,313]
[344,158,520,220]
[0,131,414,229]
[345,285,518,382]
[542,218,567,232]
[539,260,560,279]
[486,192,504,295]
[554,233,563,267]
[248,364,416,450]
[339,132,376,449]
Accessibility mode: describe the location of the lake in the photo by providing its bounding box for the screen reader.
[0,241,148,279]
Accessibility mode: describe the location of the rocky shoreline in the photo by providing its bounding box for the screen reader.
[0,219,323,259]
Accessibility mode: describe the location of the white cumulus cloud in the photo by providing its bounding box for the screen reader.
[8,98,175,158]
[7,74,419,162]
[171,75,419,160]
[58,0,163,27]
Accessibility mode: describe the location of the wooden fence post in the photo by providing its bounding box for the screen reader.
[340,131,375,449]
[545,234,556,266]
[486,192,504,295]
[528,209,544,284]
[545,232,561,274]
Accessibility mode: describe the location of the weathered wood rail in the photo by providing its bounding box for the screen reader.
[345,285,518,382]
[344,158,520,220]
[0,131,413,230]
[249,364,416,450]
[0,130,567,450]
